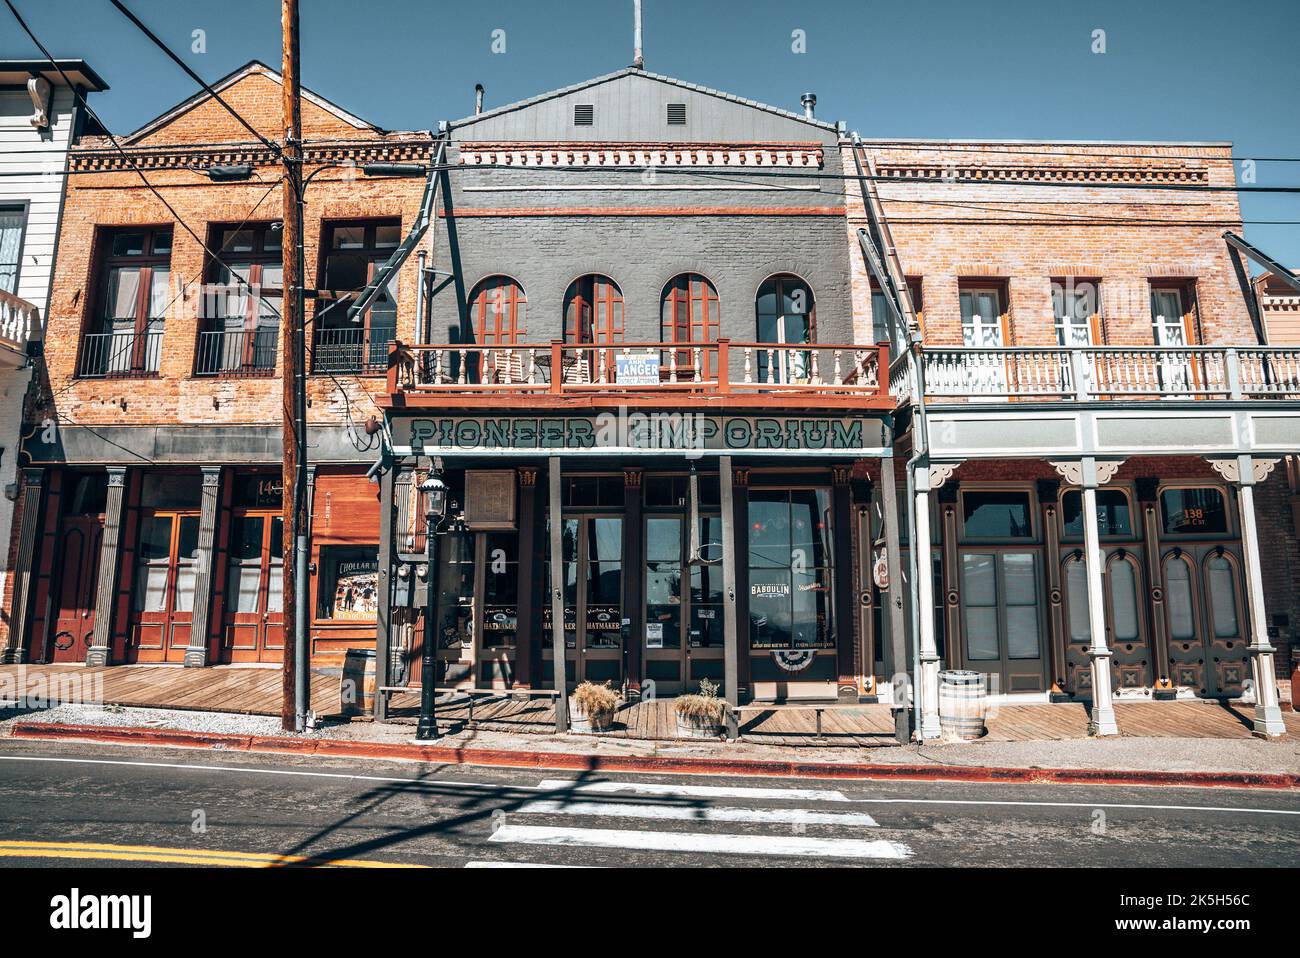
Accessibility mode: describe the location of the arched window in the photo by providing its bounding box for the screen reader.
[1204,553,1242,641]
[1163,554,1197,643]
[469,276,526,346]
[755,274,815,383]
[563,274,623,345]
[662,273,719,377]
[1063,555,1090,644]
[1106,555,1141,644]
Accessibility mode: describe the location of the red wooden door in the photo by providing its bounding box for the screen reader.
[48,516,102,663]
[128,512,199,663]
[221,512,284,663]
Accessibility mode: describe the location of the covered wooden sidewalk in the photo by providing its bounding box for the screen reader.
[2,664,1295,744]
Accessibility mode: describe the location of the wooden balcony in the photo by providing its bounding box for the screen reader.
[892,345,1300,404]
[384,339,892,411]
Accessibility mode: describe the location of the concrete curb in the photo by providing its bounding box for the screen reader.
[9,721,1298,790]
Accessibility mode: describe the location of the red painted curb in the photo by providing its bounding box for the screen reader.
[8,721,1298,791]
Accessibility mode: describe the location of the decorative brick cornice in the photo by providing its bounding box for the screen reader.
[457,142,825,170]
[70,137,434,174]
[877,163,1209,186]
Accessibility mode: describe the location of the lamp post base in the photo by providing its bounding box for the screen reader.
[415,720,440,742]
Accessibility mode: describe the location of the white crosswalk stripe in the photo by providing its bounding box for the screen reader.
[517,798,880,827]
[467,777,912,866]
[488,824,911,860]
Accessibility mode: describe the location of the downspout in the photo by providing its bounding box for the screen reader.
[851,135,933,739]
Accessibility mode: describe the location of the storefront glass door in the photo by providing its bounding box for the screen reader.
[544,516,624,687]
[644,514,725,694]
[959,550,1047,693]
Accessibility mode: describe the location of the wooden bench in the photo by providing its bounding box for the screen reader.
[379,686,562,729]
[731,702,875,742]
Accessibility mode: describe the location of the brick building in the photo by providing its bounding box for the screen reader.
[0,62,432,670]
[851,138,1298,736]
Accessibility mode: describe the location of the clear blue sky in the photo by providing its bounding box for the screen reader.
[5,0,1299,265]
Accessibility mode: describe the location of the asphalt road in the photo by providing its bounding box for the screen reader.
[0,739,1295,868]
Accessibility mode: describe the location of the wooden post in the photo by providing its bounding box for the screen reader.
[719,456,740,739]
[183,468,223,668]
[279,0,303,732]
[622,469,644,695]
[2,468,45,663]
[548,458,569,731]
[1080,459,1119,737]
[374,462,395,720]
[513,468,539,689]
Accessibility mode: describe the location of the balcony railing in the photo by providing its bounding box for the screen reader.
[77,329,163,379]
[387,339,889,403]
[313,324,396,375]
[896,345,1300,403]
[0,288,37,354]
[195,328,279,377]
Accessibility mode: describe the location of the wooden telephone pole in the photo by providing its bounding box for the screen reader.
[280,0,303,731]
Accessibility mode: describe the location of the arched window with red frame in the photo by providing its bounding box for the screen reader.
[563,275,623,382]
[661,273,719,377]
[469,275,527,346]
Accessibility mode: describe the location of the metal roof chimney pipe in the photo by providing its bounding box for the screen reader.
[801,93,817,120]
[632,0,645,69]
[474,83,484,115]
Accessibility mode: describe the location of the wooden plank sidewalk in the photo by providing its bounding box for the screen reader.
[2,665,1296,744]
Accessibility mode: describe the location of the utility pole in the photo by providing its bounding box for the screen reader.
[280,0,305,731]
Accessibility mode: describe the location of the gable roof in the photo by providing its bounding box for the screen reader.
[122,59,382,144]
[450,67,837,133]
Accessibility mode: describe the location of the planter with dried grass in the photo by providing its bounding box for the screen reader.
[571,681,619,733]
[674,678,728,738]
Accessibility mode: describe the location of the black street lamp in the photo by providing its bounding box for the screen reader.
[416,471,448,741]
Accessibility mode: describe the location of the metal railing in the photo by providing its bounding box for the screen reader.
[77,329,164,379]
[898,345,1300,403]
[194,328,278,377]
[0,288,37,351]
[312,323,397,375]
[387,339,889,400]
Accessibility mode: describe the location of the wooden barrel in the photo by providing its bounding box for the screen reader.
[341,648,377,718]
[938,669,987,741]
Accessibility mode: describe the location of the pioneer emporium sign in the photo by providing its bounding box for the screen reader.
[391,413,887,457]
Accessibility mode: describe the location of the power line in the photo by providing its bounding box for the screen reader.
[107,0,281,156]
[3,0,278,316]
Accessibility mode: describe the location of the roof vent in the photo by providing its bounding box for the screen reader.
[667,103,686,126]
[574,103,594,126]
[801,93,817,120]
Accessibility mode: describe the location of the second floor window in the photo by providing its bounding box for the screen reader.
[198,224,282,377]
[1052,280,1100,347]
[960,287,1005,348]
[314,221,400,375]
[755,274,815,383]
[0,206,25,295]
[662,273,719,378]
[80,227,173,379]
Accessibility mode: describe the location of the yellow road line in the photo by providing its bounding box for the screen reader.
[0,840,423,868]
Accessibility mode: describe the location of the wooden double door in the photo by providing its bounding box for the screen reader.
[221,511,285,663]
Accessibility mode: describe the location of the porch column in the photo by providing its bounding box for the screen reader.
[622,469,644,696]
[912,462,947,741]
[85,467,128,668]
[832,466,857,701]
[878,455,910,742]
[513,467,539,690]
[719,455,740,739]
[1212,456,1286,737]
[374,462,395,720]
[1054,458,1124,736]
[183,468,223,668]
[2,468,44,664]
[547,457,569,732]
